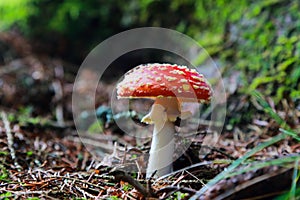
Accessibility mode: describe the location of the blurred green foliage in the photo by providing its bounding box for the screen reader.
[231,1,300,103]
[7,106,48,127]
[0,0,36,30]
[0,0,299,101]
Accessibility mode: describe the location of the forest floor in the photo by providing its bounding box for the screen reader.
[0,31,299,199]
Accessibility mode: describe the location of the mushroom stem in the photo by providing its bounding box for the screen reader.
[142,98,179,178]
[147,114,174,178]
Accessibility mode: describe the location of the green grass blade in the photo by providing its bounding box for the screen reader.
[190,133,287,199]
[225,155,299,178]
[279,128,300,142]
[252,90,300,142]
[289,159,300,199]
[251,90,288,128]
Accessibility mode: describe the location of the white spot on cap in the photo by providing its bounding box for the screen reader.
[193,85,200,89]
[192,75,204,82]
[198,86,210,91]
[170,70,186,75]
[182,84,190,91]
[177,65,188,69]
[164,75,177,81]
[180,79,188,83]
[159,67,168,70]
[155,77,162,82]
[147,75,154,80]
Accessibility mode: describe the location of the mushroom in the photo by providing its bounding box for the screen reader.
[116,63,212,178]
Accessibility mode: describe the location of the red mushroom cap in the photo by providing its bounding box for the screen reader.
[117,63,212,103]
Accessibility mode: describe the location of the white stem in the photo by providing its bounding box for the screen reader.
[142,98,179,178]
[146,117,174,178]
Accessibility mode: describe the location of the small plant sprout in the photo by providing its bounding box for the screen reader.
[117,63,212,178]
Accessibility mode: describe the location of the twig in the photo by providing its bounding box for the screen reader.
[146,170,158,197]
[198,145,236,160]
[52,63,65,127]
[109,169,154,198]
[7,190,49,195]
[184,170,206,186]
[1,111,22,170]
[155,161,213,184]
[171,174,185,186]
[121,145,128,164]
[135,160,142,180]
[51,175,106,190]
[68,136,125,152]
[75,185,97,199]
[52,80,64,127]
[156,186,197,199]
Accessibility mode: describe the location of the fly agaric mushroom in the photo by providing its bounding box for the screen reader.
[116,63,212,178]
